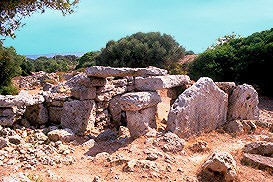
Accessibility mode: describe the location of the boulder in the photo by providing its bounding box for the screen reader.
[24,104,49,125]
[135,75,190,91]
[227,84,259,121]
[71,86,96,100]
[126,107,157,137]
[242,153,273,172]
[43,92,69,107]
[201,152,237,182]
[243,142,273,156]
[167,77,228,138]
[47,128,75,142]
[86,66,167,78]
[119,92,161,111]
[61,100,96,134]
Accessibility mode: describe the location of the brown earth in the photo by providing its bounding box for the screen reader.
[0,97,273,182]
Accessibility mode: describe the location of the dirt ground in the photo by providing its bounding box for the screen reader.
[1,97,273,182]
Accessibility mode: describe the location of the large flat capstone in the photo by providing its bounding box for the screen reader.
[86,66,168,78]
[167,77,228,138]
[135,75,190,91]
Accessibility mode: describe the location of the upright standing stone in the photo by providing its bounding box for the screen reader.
[61,100,96,134]
[167,77,228,138]
[227,84,259,121]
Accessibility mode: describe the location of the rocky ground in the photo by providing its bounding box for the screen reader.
[0,97,273,182]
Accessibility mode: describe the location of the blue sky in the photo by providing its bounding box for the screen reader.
[3,0,273,55]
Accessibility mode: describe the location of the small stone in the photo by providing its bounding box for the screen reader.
[8,135,22,145]
[93,176,100,182]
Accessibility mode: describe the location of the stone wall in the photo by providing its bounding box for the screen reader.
[0,66,259,138]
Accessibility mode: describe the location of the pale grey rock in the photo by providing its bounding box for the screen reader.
[202,151,237,182]
[126,106,157,137]
[228,84,259,121]
[82,139,95,147]
[167,77,228,138]
[71,86,96,100]
[43,92,69,107]
[47,128,75,142]
[135,75,190,91]
[95,86,127,102]
[0,91,44,108]
[119,92,161,111]
[24,104,48,125]
[61,100,96,134]
[215,82,236,95]
[86,66,167,78]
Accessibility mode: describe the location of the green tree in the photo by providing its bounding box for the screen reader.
[0,42,23,94]
[0,0,79,37]
[76,51,99,69]
[96,32,185,70]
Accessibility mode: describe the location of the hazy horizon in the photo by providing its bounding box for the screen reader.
[2,0,273,55]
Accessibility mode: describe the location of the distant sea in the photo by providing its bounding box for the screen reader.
[25,52,85,59]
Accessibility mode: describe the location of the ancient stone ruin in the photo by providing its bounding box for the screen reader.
[0,66,259,138]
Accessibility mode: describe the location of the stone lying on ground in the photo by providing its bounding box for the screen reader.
[2,172,31,182]
[135,75,190,91]
[0,90,44,107]
[96,129,117,142]
[47,128,75,142]
[189,141,208,153]
[215,82,236,95]
[61,100,96,134]
[119,92,161,111]
[201,151,237,182]
[242,153,273,172]
[227,84,259,121]
[86,66,167,78]
[123,159,159,172]
[167,77,228,138]
[223,120,256,134]
[153,132,185,153]
[243,142,273,156]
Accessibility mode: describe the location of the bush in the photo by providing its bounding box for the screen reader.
[0,84,19,95]
[189,28,273,96]
[96,32,185,70]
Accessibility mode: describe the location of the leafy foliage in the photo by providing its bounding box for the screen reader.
[96,32,185,69]
[0,42,23,94]
[75,51,99,69]
[189,28,273,95]
[0,0,79,37]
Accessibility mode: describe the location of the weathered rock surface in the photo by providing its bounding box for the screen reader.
[0,137,7,149]
[126,107,157,137]
[223,120,256,134]
[71,86,96,100]
[86,66,167,78]
[135,75,190,91]
[119,92,161,111]
[228,84,259,121]
[167,77,228,138]
[47,128,75,142]
[96,129,117,142]
[109,95,122,124]
[61,100,96,134]
[243,142,273,156]
[24,104,48,124]
[242,153,273,172]
[201,152,237,182]
[153,132,185,153]
[48,106,63,124]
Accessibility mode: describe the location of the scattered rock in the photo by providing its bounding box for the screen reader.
[47,128,75,142]
[153,132,185,153]
[118,126,130,138]
[189,141,208,153]
[8,135,22,145]
[82,139,95,147]
[242,153,273,173]
[2,172,31,182]
[167,77,228,138]
[201,151,237,182]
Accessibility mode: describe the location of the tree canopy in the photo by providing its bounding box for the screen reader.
[0,0,79,37]
[189,28,273,96]
[96,32,185,69]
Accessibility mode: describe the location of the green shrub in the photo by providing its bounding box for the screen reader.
[0,84,19,95]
